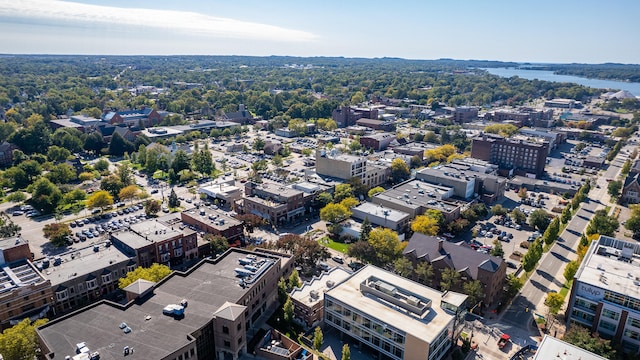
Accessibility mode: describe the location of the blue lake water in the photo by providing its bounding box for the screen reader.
[483,67,640,96]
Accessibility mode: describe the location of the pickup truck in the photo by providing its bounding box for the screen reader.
[498,334,510,349]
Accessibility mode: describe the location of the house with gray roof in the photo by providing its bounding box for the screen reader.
[403,233,506,307]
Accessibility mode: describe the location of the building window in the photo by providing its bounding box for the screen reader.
[237,323,241,331]
[238,337,242,344]
[223,325,229,334]
[86,279,98,290]
[602,308,620,321]
[599,319,616,333]
[56,290,68,301]
[224,340,231,348]
[102,274,112,284]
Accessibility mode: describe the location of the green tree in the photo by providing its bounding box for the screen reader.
[144,199,161,216]
[522,239,543,272]
[100,174,124,199]
[83,132,105,154]
[564,260,579,282]
[563,326,616,359]
[320,203,351,224]
[253,138,265,151]
[0,318,48,360]
[586,210,619,236]
[510,208,527,224]
[622,159,632,175]
[171,150,191,173]
[46,145,71,162]
[18,159,42,182]
[505,274,523,298]
[360,217,372,242]
[415,262,434,285]
[463,280,485,306]
[313,326,323,351]
[86,190,114,211]
[277,277,288,304]
[205,234,229,255]
[393,257,413,277]
[93,158,110,173]
[192,145,214,176]
[6,191,26,203]
[333,183,354,203]
[440,267,461,291]
[607,180,622,199]
[43,222,72,247]
[491,204,509,216]
[108,132,135,156]
[348,240,377,265]
[367,228,405,266]
[4,167,29,190]
[341,343,351,360]
[490,240,504,258]
[484,123,519,137]
[390,158,410,183]
[283,296,294,324]
[29,177,63,214]
[545,292,565,315]
[118,263,172,289]
[543,217,560,245]
[529,209,551,232]
[316,192,333,207]
[561,206,572,224]
[168,188,180,208]
[289,269,301,289]
[46,163,77,184]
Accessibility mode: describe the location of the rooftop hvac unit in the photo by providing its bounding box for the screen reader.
[310,290,319,299]
[406,296,421,307]
[326,280,335,288]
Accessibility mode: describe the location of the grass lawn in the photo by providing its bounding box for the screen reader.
[560,280,573,297]
[319,237,351,254]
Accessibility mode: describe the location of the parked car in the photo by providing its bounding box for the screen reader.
[332,256,344,264]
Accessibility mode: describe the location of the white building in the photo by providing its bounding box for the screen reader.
[566,236,640,354]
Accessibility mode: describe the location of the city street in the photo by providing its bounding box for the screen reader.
[475,145,631,359]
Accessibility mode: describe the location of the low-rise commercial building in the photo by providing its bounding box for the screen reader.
[566,236,640,354]
[533,335,607,360]
[351,202,410,234]
[110,219,198,268]
[243,181,305,225]
[315,149,390,188]
[37,249,294,360]
[181,206,244,245]
[324,265,467,360]
[0,259,52,330]
[416,167,476,200]
[359,132,396,151]
[43,240,136,315]
[371,180,461,221]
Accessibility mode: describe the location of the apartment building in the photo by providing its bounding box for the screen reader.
[490,108,554,127]
[448,106,478,124]
[332,105,378,128]
[324,265,467,360]
[38,249,294,360]
[404,234,506,307]
[471,133,549,178]
[110,219,198,268]
[243,181,305,225]
[43,240,136,315]
[566,236,640,354]
[0,259,52,331]
[289,267,351,328]
[315,149,390,188]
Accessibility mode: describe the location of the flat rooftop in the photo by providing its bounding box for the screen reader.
[290,268,351,308]
[373,180,460,213]
[112,220,183,249]
[352,202,409,223]
[577,236,640,299]
[38,249,281,360]
[181,206,242,231]
[41,241,134,287]
[0,236,28,252]
[533,335,606,360]
[325,265,465,343]
[0,260,47,295]
[252,182,302,199]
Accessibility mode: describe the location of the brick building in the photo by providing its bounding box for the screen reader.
[181,207,244,246]
[102,107,162,127]
[471,133,549,178]
[242,182,305,225]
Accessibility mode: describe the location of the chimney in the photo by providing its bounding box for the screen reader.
[438,239,444,252]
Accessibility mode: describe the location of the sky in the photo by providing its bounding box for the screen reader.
[0,0,638,64]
